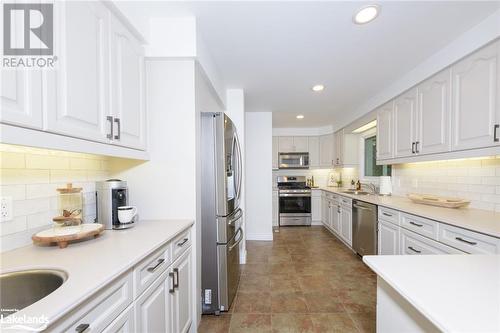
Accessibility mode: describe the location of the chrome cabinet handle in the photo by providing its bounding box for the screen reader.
[455,237,477,245]
[173,268,179,289]
[106,116,113,139]
[415,141,420,153]
[408,246,421,253]
[114,118,121,140]
[169,272,175,293]
[409,221,424,227]
[75,324,89,333]
[411,142,415,154]
[382,212,392,217]
[495,125,499,142]
[177,238,189,247]
[147,258,165,272]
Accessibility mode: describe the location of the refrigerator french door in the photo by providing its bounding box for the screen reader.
[201,112,243,314]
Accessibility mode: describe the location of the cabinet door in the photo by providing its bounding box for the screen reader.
[376,101,395,160]
[44,1,109,142]
[293,137,308,152]
[135,270,171,333]
[451,41,500,151]
[278,136,294,152]
[417,69,451,155]
[378,221,399,255]
[102,305,135,333]
[334,130,343,166]
[272,190,279,226]
[308,136,320,167]
[322,197,329,227]
[110,16,146,150]
[394,89,417,158]
[1,70,43,129]
[272,137,279,169]
[331,204,340,234]
[311,196,322,222]
[340,207,352,246]
[319,134,334,167]
[170,250,192,333]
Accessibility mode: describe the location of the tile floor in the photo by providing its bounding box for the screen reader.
[198,226,377,333]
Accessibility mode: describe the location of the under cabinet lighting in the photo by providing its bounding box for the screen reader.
[352,120,377,133]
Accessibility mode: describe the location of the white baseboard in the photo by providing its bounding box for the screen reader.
[311,220,323,226]
[246,233,274,241]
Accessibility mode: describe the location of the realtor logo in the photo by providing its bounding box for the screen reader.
[3,3,53,55]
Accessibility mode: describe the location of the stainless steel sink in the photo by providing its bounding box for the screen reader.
[341,190,370,195]
[0,269,67,316]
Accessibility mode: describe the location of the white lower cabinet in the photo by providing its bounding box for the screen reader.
[135,269,172,332]
[378,220,400,255]
[272,190,279,226]
[339,206,352,246]
[400,228,464,255]
[311,190,322,223]
[103,304,135,333]
[170,250,193,333]
[331,202,340,234]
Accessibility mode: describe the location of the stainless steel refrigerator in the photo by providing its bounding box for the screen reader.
[201,112,243,314]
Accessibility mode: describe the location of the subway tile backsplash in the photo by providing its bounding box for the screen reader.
[392,157,500,212]
[0,144,111,252]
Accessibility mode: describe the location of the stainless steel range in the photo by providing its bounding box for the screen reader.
[277,176,311,226]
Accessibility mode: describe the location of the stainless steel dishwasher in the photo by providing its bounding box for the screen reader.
[352,200,378,256]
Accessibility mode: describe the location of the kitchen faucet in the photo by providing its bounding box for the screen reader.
[361,182,377,194]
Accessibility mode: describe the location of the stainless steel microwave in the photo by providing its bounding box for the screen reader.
[279,152,309,169]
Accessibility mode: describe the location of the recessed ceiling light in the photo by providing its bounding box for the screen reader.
[312,85,324,92]
[353,5,380,25]
[296,115,305,119]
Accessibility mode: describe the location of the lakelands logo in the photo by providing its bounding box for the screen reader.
[2,3,57,68]
[0,312,49,332]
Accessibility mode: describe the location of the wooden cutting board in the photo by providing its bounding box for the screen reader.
[32,224,104,249]
[407,193,470,209]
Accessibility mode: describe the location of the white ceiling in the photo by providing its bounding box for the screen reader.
[117,1,499,128]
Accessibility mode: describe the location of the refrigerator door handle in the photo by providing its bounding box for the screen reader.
[234,133,243,202]
[229,228,244,251]
[228,208,243,226]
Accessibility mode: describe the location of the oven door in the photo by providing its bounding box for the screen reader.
[279,193,311,226]
[279,153,309,169]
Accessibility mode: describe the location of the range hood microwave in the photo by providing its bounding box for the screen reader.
[279,152,309,169]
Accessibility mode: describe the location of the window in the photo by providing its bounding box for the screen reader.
[364,136,391,177]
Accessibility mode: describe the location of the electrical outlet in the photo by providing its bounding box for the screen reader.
[0,197,13,222]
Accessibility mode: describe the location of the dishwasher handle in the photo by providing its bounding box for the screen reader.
[353,203,375,212]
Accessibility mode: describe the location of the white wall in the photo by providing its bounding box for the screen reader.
[245,112,273,241]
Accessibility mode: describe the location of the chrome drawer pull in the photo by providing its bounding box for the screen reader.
[177,238,189,247]
[408,246,421,253]
[409,221,424,227]
[173,268,179,289]
[75,324,89,333]
[455,237,477,245]
[169,272,175,293]
[147,258,165,272]
[382,212,392,217]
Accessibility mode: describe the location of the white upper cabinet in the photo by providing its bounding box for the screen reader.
[376,101,394,160]
[394,88,417,158]
[44,1,110,142]
[417,69,451,155]
[1,70,43,129]
[451,40,500,151]
[293,137,309,152]
[319,133,334,167]
[110,15,146,150]
[334,130,343,166]
[272,136,279,169]
[278,136,294,152]
[308,136,320,167]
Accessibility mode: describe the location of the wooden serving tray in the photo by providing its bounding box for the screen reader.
[32,224,104,249]
[407,193,470,209]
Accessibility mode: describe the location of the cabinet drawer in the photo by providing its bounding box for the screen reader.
[102,303,135,333]
[400,213,438,240]
[172,229,192,261]
[378,206,399,225]
[340,196,352,208]
[400,229,465,255]
[438,223,500,254]
[134,242,171,297]
[48,271,133,333]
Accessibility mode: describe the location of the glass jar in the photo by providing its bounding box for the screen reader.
[53,183,83,227]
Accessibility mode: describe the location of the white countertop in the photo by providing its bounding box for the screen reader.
[0,219,193,329]
[317,187,500,238]
[363,255,500,332]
